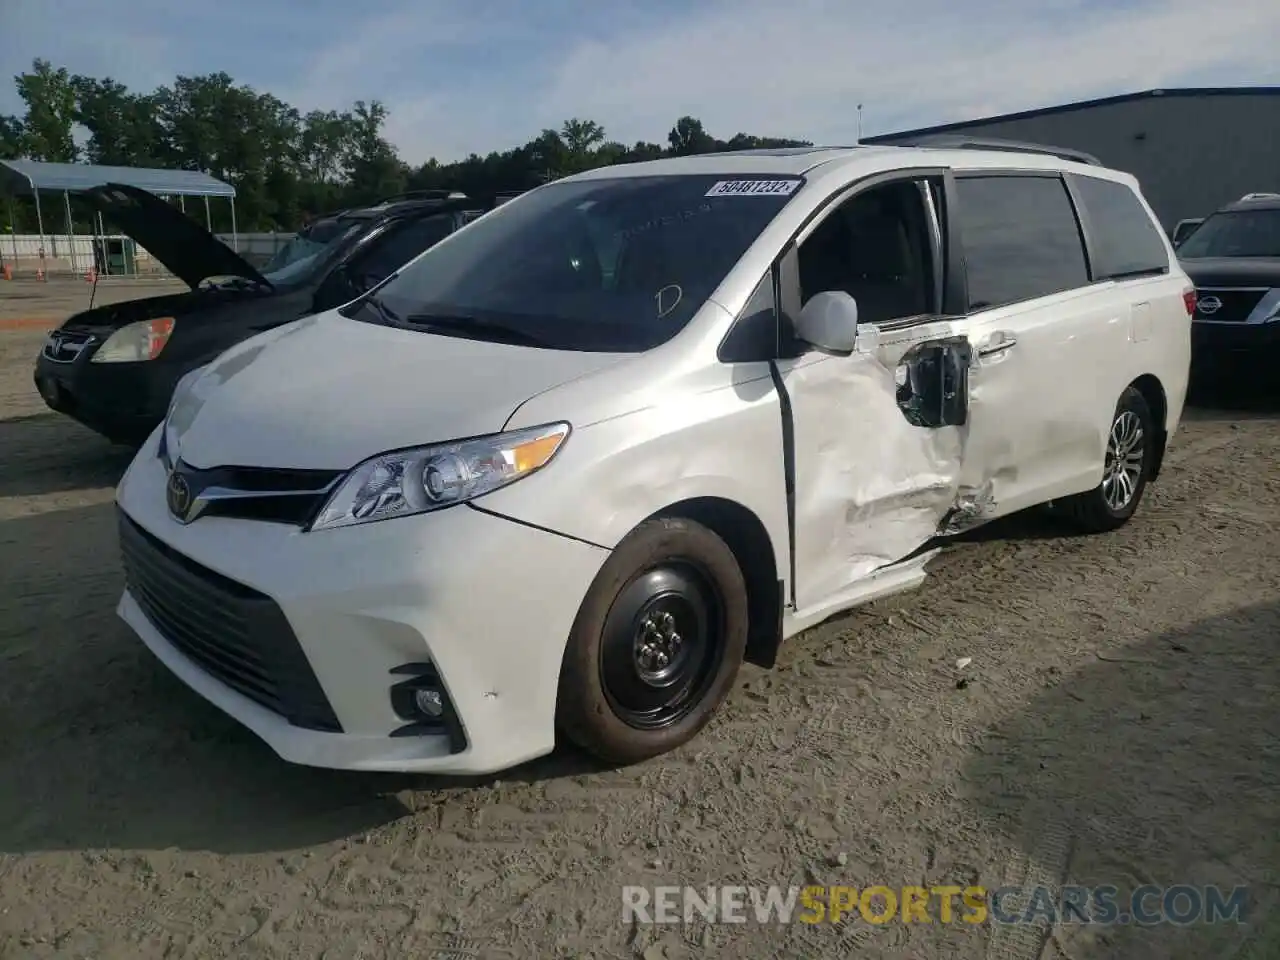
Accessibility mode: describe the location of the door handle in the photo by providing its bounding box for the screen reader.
[977,332,1017,358]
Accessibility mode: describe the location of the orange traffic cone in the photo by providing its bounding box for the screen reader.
[35,266,45,282]
[1,264,11,281]
[85,267,96,283]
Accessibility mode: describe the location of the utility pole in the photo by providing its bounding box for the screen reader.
[857,104,864,143]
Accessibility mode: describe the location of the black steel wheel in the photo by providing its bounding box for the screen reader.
[557,518,748,765]
[598,561,724,730]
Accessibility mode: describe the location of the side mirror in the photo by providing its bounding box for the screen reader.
[794,291,860,355]
[896,336,972,427]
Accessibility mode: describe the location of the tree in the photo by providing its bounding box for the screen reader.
[668,116,716,156]
[342,100,406,203]
[1,61,810,231]
[560,117,606,170]
[0,114,23,157]
[72,76,167,166]
[13,59,78,161]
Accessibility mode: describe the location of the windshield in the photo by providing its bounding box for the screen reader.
[256,221,365,285]
[349,174,803,352]
[262,251,324,284]
[1177,209,1280,259]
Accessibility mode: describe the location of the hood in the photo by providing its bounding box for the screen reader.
[1178,256,1280,288]
[61,285,278,336]
[166,311,633,470]
[84,182,268,290]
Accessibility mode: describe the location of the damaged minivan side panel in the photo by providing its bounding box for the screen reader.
[775,319,968,613]
[767,170,977,615]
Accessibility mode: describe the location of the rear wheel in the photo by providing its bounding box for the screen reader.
[1060,386,1154,533]
[556,518,748,765]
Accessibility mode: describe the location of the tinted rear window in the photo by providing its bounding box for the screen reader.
[356,175,803,352]
[954,175,1089,311]
[1070,175,1169,279]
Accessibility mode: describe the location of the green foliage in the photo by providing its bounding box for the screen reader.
[1,58,811,231]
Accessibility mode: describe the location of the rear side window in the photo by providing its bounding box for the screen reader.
[1070,176,1169,278]
[953,175,1089,311]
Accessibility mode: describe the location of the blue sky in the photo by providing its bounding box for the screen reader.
[3,0,1279,164]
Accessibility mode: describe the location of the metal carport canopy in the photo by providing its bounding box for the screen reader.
[0,159,235,198]
[0,159,239,274]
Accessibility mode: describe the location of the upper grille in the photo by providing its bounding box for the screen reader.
[118,510,342,732]
[1193,288,1268,323]
[41,329,94,363]
[160,455,342,527]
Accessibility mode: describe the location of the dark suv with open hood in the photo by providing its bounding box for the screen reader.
[1178,192,1280,379]
[34,185,507,445]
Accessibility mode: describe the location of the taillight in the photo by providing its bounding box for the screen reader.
[1183,289,1196,316]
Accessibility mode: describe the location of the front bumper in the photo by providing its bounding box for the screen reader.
[115,436,611,774]
[34,342,170,445]
[1191,320,1280,369]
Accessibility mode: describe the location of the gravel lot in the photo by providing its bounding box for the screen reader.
[1,280,1277,959]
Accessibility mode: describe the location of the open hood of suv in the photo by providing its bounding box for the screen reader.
[84,182,269,290]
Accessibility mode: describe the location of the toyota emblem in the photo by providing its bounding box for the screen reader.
[1197,295,1222,316]
[166,469,193,521]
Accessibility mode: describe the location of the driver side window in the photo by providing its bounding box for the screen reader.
[796,179,938,326]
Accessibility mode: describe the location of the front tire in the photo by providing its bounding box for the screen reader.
[556,517,748,766]
[1060,386,1155,533]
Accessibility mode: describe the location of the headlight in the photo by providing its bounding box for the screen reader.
[91,317,176,362]
[310,422,570,532]
[158,364,208,465]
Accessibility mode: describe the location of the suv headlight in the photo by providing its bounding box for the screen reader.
[309,422,570,532]
[91,317,176,362]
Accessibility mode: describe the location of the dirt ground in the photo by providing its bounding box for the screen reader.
[0,277,189,331]
[1,280,1277,959]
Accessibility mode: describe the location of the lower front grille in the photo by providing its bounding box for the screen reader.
[118,509,343,732]
[1194,288,1267,323]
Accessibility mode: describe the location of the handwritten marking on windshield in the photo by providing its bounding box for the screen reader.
[656,284,683,319]
[615,205,712,242]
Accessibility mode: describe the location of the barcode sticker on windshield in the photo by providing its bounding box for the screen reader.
[705,179,801,198]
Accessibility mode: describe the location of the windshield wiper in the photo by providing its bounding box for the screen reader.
[403,313,551,348]
[360,295,402,325]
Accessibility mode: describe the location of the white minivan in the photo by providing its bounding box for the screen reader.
[114,143,1192,774]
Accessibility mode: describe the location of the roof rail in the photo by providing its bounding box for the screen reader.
[374,189,470,204]
[890,134,1102,166]
[490,190,528,207]
[1238,191,1280,202]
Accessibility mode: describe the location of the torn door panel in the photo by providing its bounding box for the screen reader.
[950,340,1042,522]
[939,479,998,534]
[783,350,963,610]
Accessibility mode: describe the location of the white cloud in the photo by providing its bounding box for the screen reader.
[527,0,1280,151]
[3,0,1279,164]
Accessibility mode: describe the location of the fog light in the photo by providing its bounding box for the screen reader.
[414,688,444,718]
[388,663,468,754]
